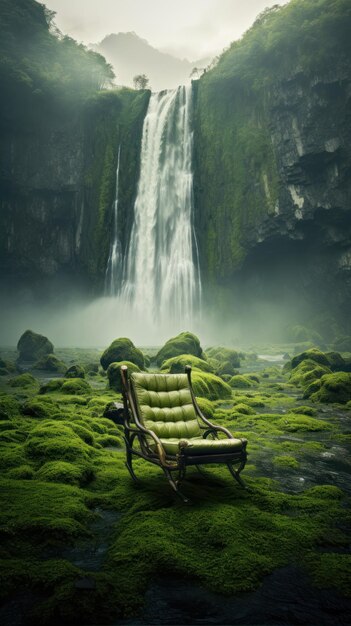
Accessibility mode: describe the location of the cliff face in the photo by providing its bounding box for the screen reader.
[0,90,149,296]
[193,0,351,331]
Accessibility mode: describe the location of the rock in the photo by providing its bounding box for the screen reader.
[306,372,351,404]
[107,361,141,392]
[160,354,214,374]
[205,347,241,369]
[290,349,330,370]
[65,364,85,379]
[33,354,66,373]
[17,330,54,362]
[156,332,204,367]
[100,338,144,371]
[229,374,258,389]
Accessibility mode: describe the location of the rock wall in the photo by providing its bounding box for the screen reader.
[0,89,149,297]
[193,65,351,329]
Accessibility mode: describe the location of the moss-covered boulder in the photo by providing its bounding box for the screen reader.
[205,346,241,368]
[21,398,58,419]
[9,373,38,388]
[33,354,66,373]
[290,359,332,389]
[17,330,54,361]
[290,348,330,370]
[64,364,85,379]
[306,372,351,404]
[216,361,239,377]
[229,374,258,389]
[39,378,91,395]
[100,337,144,371]
[156,332,203,367]
[192,371,232,400]
[161,354,214,374]
[107,361,141,392]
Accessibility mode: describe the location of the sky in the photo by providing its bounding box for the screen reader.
[43,0,287,61]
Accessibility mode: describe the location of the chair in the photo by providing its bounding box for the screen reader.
[119,365,248,502]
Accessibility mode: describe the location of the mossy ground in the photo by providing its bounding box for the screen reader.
[0,344,350,624]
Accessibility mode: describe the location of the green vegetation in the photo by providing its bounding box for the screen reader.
[34,354,66,373]
[0,337,350,623]
[156,332,204,367]
[107,361,141,392]
[194,0,351,284]
[0,0,114,127]
[100,337,145,371]
[64,364,85,379]
[161,354,214,374]
[307,372,351,404]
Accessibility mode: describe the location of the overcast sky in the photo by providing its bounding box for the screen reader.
[44,0,288,60]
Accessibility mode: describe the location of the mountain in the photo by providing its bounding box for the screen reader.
[92,32,209,91]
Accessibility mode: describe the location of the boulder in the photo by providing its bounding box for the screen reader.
[100,338,144,371]
[17,330,53,361]
[65,364,85,379]
[156,332,203,367]
[107,361,141,392]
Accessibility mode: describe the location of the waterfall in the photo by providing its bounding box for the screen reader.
[121,84,201,323]
[105,145,122,296]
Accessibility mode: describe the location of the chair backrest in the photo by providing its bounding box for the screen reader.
[130,372,202,440]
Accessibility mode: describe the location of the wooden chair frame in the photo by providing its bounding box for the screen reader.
[119,365,247,503]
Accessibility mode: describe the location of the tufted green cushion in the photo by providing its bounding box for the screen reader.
[158,437,246,456]
[131,372,202,440]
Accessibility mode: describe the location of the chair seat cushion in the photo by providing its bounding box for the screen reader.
[158,436,247,456]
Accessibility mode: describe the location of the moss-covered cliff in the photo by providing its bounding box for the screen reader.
[193,0,351,327]
[0,0,149,294]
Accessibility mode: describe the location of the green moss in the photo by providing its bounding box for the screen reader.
[275,413,332,432]
[34,354,66,373]
[9,373,38,388]
[100,338,145,371]
[229,375,258,389]
[36,461,94,486]
[107,360,141,392]
[273,455,299,469]
[290,359,332,388]
[290,405,317,416]
[205,347,241,368]
[232,403,256,415]
[161,354,213,374]
[196,397,215,419]
[0,394,21,419]
[192,371,232,400]
[0,478,92,540]
[64,364,85,378]
[0,443,27,469]
[22,398,59,419]
[7,464,35,479]
[39,378,91,395]
[290,349,330,370]
[156,332,204,367]
[307,554,351,597]
[25,421,92,461]
[308,372,351,404]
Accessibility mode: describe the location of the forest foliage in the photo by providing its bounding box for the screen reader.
[0,0,115,125]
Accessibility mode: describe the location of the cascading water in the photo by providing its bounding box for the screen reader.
[121,84,201,324]
[105,145,122,296]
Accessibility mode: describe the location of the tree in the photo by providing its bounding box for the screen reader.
[133,74,149,90]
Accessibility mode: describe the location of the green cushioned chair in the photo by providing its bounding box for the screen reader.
[120,365,247,502]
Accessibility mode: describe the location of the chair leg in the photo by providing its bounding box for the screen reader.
[124,438,139,483]
[163,468,190,504]
[226,461,246,488]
